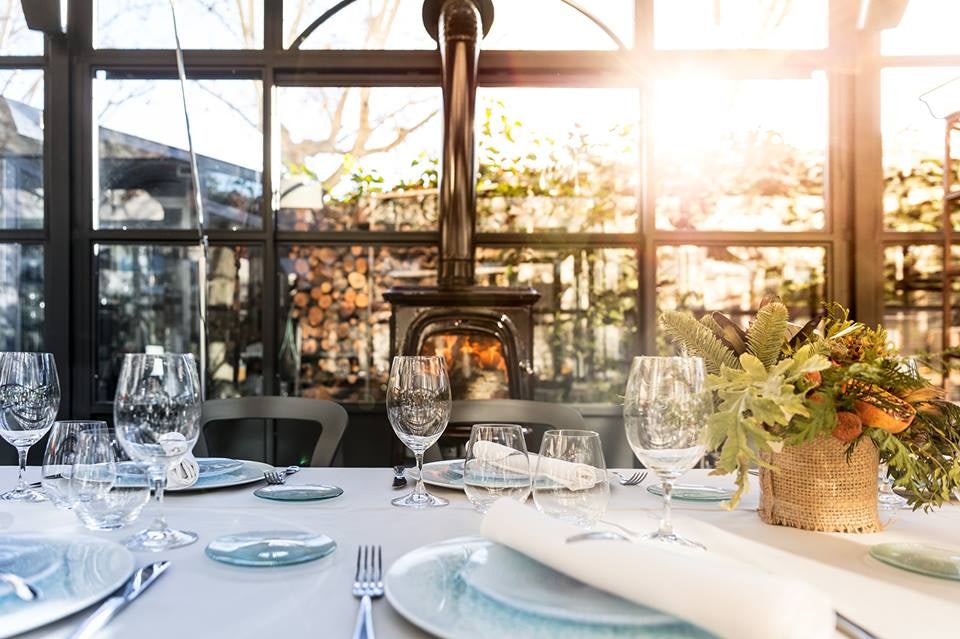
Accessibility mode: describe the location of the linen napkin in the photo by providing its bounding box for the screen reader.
[159,432,200,489]
[480,499,835,639]
[472,440,602,491]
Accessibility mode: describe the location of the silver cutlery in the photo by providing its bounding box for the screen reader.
[0,572,40,602]
[614,471,647,486]
[392,465,407,488]
[68,561,170,639]
[263,466,300,485]
[836,613,880,639]
[352,545,384,639]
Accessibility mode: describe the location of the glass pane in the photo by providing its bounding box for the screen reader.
[97,0,262,48]
[207,245,264,399]
[656,245,826,341]
[0,243,43,351]
[0,70,44,230]
[654,75,826,231]
[94,243,261,401]
[95,78,263,230]
[476,88,639,233]
[881,0,960,56]
[285,0,432,49]
[278,245,437,401]
[654,0,827,50]
[0,3,44,55]
[484,0,632,50]
[882,68,960,231]
[278,87,441,231]
[477,247,639,403]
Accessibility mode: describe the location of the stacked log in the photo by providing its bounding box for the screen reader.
[284,245,437,401]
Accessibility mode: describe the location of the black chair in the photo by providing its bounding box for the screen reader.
[423,399,586,462]
[196,397,348,467]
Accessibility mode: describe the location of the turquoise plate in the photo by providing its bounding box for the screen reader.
[173,459,274,492]
[415,459,465,490]
[869,542,960,581]
[205,530,337,567]
[646,484,734,502]
[0,534,134,639]
[253,484,344,502]
[385,537,712,639]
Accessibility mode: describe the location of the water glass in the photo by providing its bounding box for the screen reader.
[71,430,151,531]
[532,430,609,528]
[42,421,109,509]
[624,356,711,548]
[114,353,202,550]
[0,352,61,502]
[878,462,909,511]
[386,355,451,508]
[463,424,531,513]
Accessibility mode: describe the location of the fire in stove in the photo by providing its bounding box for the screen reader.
[420,333,510,400]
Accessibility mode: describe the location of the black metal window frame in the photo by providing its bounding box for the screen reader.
[37,0,915,417]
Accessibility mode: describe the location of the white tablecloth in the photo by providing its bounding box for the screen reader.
[1,467,958,639]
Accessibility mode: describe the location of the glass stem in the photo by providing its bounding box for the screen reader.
[15,447,27,491]
[414,451,426,499]
[148,470,168,533]
[659,480,674,537]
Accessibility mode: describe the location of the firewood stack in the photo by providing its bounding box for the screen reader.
[284,244,437,401]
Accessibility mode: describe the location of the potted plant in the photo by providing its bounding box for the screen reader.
[660,300,960,533]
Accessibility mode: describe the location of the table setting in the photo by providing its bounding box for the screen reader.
[2,301,960,638]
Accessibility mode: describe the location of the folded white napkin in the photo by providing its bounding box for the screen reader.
[158,432,199,489]
[472,441,603,491]
[480,499,835,639]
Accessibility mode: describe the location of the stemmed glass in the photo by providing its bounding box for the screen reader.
[114,353,202,551]
[623,356,712,548]
[0,352,61,502]
[386,355,451,508]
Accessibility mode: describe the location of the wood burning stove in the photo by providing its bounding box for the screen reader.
[385,0,540,400]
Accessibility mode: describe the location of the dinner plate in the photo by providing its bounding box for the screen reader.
[0,533,135,639]
[385,537,711,639]
[412,459,465,490]
[172,459,274,492]
[646,484,735,502]
[118,457,244,482]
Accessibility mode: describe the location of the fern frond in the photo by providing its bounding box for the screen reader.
[660,311,738,374]
[746,302,789,369]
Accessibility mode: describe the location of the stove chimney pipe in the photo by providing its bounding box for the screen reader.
[423,0,494,288]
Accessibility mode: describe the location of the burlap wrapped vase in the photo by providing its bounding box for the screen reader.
[759,435,880,533]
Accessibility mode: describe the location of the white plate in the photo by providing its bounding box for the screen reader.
[385,537,709,639]
[411,459,465,490]
[171,459,274,492]
[0,533,134,639]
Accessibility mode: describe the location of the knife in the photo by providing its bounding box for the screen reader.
[67,561,170,639]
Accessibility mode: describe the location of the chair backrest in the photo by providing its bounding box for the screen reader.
[423,399,585,461]
[197,397,348,467]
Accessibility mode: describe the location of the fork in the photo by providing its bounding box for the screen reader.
[352,545,384,639]
[263,470,286,485]
[614,471,647,486]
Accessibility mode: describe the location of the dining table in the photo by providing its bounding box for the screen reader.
[1,465,959,639]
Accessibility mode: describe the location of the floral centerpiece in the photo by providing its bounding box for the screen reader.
[661,299,960,532]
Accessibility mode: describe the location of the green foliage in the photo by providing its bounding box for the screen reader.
[706,347,832,506]
[746,302,789,369]
[659,311,738,374]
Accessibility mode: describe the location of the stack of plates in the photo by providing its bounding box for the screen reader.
[385,538,710,639]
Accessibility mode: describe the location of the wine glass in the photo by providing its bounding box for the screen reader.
[623,356,712,548]
[42,420,109,509]
[114,353,202,550]
[0,352,61,502]
[386,355,451,508]
[532,430,609,527]
[463,424,531,512]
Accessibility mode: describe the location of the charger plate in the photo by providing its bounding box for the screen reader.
[385,537,712,639]
[0,533,134,639]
